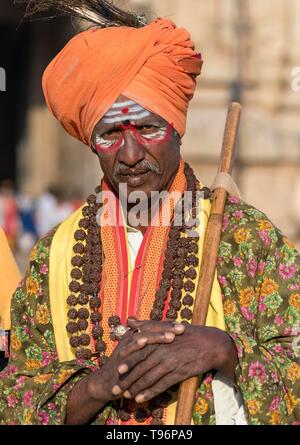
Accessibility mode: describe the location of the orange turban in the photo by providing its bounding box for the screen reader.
[42,18,203,146]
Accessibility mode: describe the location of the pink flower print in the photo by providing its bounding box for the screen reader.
[7,394,18,408]
[258,261,266,275]
[206,391,213,401]
[292,422,300,425]
[259,230,271,247]
[289,283,300,291]
[24,326,31,335]
[228,196,240,204]
[222,214,229,232]
[14,376,26,390]
[248,361,267,382]
[218,275,228,287]
[274,344,283,353]
[6,365,18,375]
[203,374,213,385]
[23,390,33,407]
[42,351,53,367]
[279,264,297,280]
[47,403,56,411]
[275,250,281,260]
[232,210,244,220]
[38,411,49,425]
[247,258,258,278]
[275,315,284,326]
[271,371,279,382]
[258,296,267,312]
[241,307,255,321]
[269,396,280,412]
[40,264,48,275]
[284,327,292,336]
[233,256,243,267]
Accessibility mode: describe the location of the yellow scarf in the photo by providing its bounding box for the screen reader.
[49,165,225,424]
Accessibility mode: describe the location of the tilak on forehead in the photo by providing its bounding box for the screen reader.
[42,18,203,146]
[102,99,151,125]
[94,99,172,153]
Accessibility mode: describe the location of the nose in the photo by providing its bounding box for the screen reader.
[118,130,145,167]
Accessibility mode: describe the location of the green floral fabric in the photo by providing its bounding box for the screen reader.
[0,196,299,425]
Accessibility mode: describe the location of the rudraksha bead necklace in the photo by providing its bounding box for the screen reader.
[66,163,212,423]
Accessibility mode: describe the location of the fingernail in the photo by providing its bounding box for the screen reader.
[112,385,122,396]
[118,364,128,374]
[165,332,175,341]
[174,324,185,334]
[124,391,132,399]
[135,394,145,404]
[137,337,147,346]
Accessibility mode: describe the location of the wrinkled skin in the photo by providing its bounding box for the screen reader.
[66,96,239,425]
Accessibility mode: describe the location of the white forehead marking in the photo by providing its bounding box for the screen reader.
[105,105,145,117]
[111,100,136,109]
[103,111,151,125]
[102,99,151,125]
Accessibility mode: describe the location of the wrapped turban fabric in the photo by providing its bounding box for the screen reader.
[42,18,203,146]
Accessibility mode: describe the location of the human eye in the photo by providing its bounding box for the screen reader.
[139,125,167,140]
[139,124,158,132]
[94,129,122,151]
[102,128,122,140]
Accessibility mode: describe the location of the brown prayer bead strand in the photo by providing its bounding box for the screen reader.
[68,195,103,361]
[68,229,87,354]
[66,170,210,423]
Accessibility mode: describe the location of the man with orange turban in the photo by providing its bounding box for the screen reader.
[0,1,299,425]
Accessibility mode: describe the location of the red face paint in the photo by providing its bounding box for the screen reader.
[93,123,174,154]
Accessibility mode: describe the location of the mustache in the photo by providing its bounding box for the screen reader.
[113,160,161,177]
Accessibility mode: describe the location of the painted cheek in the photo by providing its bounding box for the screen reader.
[136,123,174,146]
[94,134,125,154]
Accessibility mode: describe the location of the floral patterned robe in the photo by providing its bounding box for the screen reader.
[0,196,299,425]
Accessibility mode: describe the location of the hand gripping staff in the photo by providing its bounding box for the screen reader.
[175,102,242,425]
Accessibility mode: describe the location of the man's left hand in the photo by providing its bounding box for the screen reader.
[115,318,239,404]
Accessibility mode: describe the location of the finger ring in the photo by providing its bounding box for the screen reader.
[110,324,131,341]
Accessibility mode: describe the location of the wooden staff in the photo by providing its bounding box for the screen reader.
[175,102,242,425]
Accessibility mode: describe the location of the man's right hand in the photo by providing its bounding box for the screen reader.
[86,320,185,403]
[66,320,185,424]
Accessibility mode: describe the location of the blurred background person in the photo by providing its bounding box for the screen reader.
[0,180,19,251]
[17,187,37,253]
